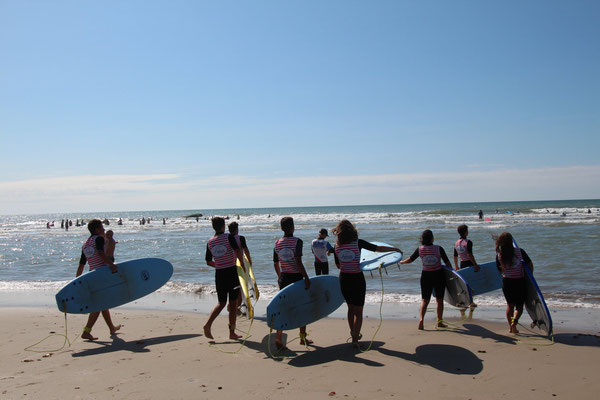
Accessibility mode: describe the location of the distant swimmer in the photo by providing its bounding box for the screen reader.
[561,212,567,217]
[118,218,123,225]
[478,210,483,220]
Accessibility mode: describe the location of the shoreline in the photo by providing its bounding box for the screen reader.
[2,306,600,399]
[2,289,600,335]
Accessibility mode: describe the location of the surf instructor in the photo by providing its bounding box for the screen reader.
[76,219,120,340]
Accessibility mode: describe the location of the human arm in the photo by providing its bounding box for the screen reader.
[467,241,480,271]
[440,247,451,267]
[521,249,533,273]
[399,248,419,265]
[95,236,117,273]
[296,239,310,289]
[453,255,459,271]
[205,243,216,268]
[229,234,245,272]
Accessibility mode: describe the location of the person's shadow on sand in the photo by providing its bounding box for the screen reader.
[72,333,201,357]
[287,340,482,374]
[452,323,518,345]
[552,333,600,347]
[377,344,483,375]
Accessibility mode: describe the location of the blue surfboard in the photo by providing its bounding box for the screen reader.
[512,239,552,336]
[360,241,403,271]
[456,261,502,296]
[435,265,473,308]
[266,275,344,331]
[56,258,173,314]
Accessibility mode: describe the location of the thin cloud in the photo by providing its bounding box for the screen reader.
[1,166,599,214]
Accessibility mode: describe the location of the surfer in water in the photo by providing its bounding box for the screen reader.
[400,229,452,330]
[273,217,312,350]
[332,220,402,347]
[495,232,533,334]
[76,219,121,340]
[204,217,246,340]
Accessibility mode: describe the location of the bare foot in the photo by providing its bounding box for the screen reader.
[275,341,288,351]
[81,331,97,341]
[203,325,214,340]
[437,321,448,328]
[230,332,242,340]
[418,321,424,330]
[510,324,519,334]
[110,324,121,335]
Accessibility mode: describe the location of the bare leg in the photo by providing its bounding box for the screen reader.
[275,329,287,350]
[350,305,364,344]
[228,300,242,340]
[418,298,430,330]
[436,298,446,327]
[299,325,312,345]
[204,302,226,339]
[82,312,100,340]
[101,309,121,334]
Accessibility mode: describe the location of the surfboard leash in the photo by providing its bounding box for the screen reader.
[24,305,80,353]
[266,316,304,360]
[208,300,257,355]
[355,262,385,353]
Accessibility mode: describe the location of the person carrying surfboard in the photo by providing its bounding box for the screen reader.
[495,232,534,334]
[400,229,452,330]
[204,217,246,340]
[228,221,253,314]
[273,216,312,350]
[332,219,402,347]
[454,224,479,317]
[76,219,121,340]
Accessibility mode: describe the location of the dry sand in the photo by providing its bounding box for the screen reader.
[2,307,599,399]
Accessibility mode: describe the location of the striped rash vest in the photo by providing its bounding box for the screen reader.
[455,239,470,262]
[335,241,362,274]
[274,236,301,274]
[208,234,236,269]
[82,235,106,270]
[498,247,524,279]
[418,245,442,271]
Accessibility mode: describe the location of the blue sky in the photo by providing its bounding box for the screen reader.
[1,0,599,214]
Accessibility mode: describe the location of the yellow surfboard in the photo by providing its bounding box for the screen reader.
[236,255,258,319]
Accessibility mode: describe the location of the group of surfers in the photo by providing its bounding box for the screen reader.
[75,216,534,348]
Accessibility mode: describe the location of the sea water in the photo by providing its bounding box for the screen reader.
[1,200,599,312]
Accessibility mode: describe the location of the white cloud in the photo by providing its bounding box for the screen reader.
[1,166,599,214]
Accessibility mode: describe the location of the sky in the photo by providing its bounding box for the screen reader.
[1,0,599,214]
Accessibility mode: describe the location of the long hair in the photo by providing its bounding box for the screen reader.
[496,232,515,267]
[332,219,358,246]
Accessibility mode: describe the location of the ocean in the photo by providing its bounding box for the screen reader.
[1,200,599,311]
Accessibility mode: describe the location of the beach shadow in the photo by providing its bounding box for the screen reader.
[552,333,600,347]
[287,341,386,368]
[378,344,483,375]
[72,333,201,357]
[452,323,518,345]
[256,333,319,362]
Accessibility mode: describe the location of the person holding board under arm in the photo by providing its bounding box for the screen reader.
[400,229,452,330]
[273,217,311,350]
[204,217,246,340]
[76,219,120,340]
[332,219,401,347]
[495,232,533,334]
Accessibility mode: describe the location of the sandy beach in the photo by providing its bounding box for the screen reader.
[2,305,599,400]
